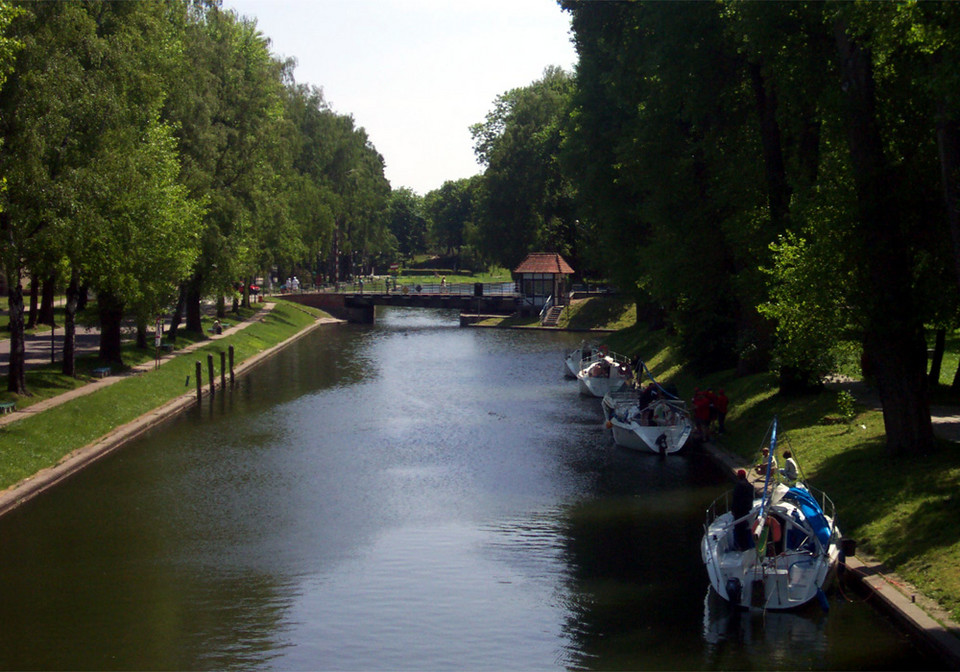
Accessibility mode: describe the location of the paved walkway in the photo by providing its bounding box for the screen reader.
[824,375,960,442]
[0,303,277,427]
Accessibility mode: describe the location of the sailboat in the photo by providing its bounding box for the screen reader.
[700,418,843,610]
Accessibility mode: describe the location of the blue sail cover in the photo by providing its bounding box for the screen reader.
[786,487,832,547]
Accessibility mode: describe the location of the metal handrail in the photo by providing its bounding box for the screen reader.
[539,294,554,324]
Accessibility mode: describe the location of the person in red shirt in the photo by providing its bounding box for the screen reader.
[716,389,729,434]
[693,389,711,442]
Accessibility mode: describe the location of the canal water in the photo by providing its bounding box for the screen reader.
[0,308,943,670]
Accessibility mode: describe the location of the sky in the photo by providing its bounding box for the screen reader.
[225,0,578,195]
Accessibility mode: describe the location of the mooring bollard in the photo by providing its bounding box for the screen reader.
[195,361,202,402]
[207,354,215,396]
[229,345,235,384]
[220,350,226,388]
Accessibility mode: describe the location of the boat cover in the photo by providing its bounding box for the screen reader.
[785,487,831,547]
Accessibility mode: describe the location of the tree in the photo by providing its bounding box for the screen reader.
[163,5,286,332]
[387,188,427,262]
[472,66,576,271]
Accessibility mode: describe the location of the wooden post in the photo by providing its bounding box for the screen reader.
[229,345,235,384]
[207,354,215,396]
[195,361,202,402]
[220,350,226,388]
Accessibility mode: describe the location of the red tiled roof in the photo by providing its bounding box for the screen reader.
[513,253,575,275]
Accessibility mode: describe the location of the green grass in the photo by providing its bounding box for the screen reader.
[471,296,637,331]
[557,297,636,331]
[0,300,327,490]
[604,322,960,624]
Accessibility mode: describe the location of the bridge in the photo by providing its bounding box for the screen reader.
[283,281,522,324]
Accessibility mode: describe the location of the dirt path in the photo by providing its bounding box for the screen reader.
[824,376,960,443]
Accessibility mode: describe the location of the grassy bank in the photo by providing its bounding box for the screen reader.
[604,319,960,624]
[0,300,328,491]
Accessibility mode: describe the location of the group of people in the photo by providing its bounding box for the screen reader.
[284,276,301,292]
[691,387,729,442]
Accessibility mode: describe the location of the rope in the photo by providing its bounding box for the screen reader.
[634,358,680,400]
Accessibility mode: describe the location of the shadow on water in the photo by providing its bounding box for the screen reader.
[0,306,947,670]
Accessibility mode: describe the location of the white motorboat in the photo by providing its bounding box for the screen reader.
[576,349,632,397]
[564,342,597,378]
[701,419,842,611]
[605,396,693,454]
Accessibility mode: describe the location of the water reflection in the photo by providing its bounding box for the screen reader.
[702,588,828,669]
[0,307,946,670]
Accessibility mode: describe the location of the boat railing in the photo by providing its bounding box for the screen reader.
[805,484,841,547]
[704,490,733,531]
[579,349,630,370]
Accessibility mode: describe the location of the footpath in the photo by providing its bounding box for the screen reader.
[0,302,341,516]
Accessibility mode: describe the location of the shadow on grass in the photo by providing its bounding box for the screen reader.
[813,440,960,568]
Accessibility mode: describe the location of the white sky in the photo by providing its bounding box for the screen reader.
[225,0,578,195]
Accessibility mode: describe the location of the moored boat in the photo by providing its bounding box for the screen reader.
[606,396,693,454]
[564,341,597,378]
[700,418,842,611]
[576,349,632,397]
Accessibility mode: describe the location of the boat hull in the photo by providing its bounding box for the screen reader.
[609,417,692,454]
[578,374,627,397]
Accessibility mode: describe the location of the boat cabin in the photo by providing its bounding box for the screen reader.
[513,253,575,314]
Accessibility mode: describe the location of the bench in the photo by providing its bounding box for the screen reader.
[92,366,111,378]
[159,344,174,353]
[0,401,15,414]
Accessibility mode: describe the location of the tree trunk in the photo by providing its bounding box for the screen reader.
[928,327,945,387]
[6,269,26,395]
[26,273,38,329]
[135,319,148,349]
[748,62,790,229]
[936,104,960,294]
[38,272,55,326]
[216,294,225,319]
[62,271,79,377]
[835,22,934,455]
[185,273,203,333]
[97,291,125,365]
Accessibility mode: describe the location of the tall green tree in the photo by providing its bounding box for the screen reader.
[163,4,286,331]
[472,66,577,271]
[387,188,427,263]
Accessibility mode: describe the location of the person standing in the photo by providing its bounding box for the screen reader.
[732,469,755,550]
[716,389,729,434]
[693,389,711,442]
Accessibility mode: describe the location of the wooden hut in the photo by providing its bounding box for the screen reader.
[512,253,575,314]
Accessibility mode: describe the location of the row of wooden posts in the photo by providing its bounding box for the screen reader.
[194,346,235,402]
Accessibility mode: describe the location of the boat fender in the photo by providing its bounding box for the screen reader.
[599,345,609,356]
[656,433,668,456]
[605,420,613,429]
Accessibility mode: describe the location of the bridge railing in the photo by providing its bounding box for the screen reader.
[300,279,520,297]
